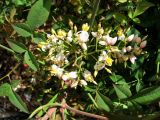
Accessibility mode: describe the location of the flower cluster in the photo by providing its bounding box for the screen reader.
[37,22,147,88]
[92,24,147,75]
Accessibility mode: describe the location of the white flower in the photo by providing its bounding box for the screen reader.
[56,53,65,62]
[68,30,72,37]
[118,34,125,41]
[77,31,89,43]
[94,62,105,71]
[122,47,127,53]
[67,30,73,42]
[127,34,134,42]
[130,56,137,64]
[83,70,97,84]
[41,45,48,52]
[80,80,87,86]
[71,81,79,88]
[69,71,77,79]
[47,34,58,43]
[67,37,72,42]
[99,41,106,46]
[62,73,69,81]
[51,65,64,77]
[62,71,77,81]
[126,46,132,52]
[98,51,107,61]
[91,32,97,37]
[102,35,117,45]
[80,42,87,50]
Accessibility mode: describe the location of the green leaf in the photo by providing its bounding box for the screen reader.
[117,0,127,3]
[110,74,126,84]
[156,50,160,63]
[136,80,143,93]
[13,0,27,6]
[12,23,32,37]
[37,93,58,117]
[0,83,10,96]
[129,86,160,105]
[24,51,39,71]
[133,1,154,18]
[95,92,112,112]
[113,13,127,24]
[114,84,132,99]
[26,0,52,30]
[0,44,15,54]
[128,10,134,19]
[10,80,21,89]
[7,39,27,53]
[0,83,29,113]
[132,18,140,23]
[9,92,29,113]
[32,32,46,44]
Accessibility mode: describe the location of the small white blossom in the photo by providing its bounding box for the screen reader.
[69,71,78,79]
[118,34,125,41]
[127,34,134,42]
[77,31,89,43]
[62,71,77,81]
[62,73,69,81]
[91,32,98,37]
[51,65,64,77]
[126,46,132,52]
[102,35,117,45]
[80,80,87,86]
[80,42,87,50]
[130,56,137,64]
[83,70,97,84]
[71,81,79,88]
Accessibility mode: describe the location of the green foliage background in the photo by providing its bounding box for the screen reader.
[0,0,160,119]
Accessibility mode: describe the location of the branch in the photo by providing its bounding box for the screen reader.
[65,104,109,120]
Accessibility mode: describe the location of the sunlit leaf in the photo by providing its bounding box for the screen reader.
[26,0,52,30]
[7,39,27,53]
[0,83,29,113]
[24,51,39,71]
[129,86,160,105]
[10,80,21,89]
[114,84,132,99]
[12,23,32,37]
[133,1,154,18]
[117,0,127,3]
[95,92,112,112]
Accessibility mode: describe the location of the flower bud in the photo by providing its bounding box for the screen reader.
[122,47,127,53]
[127,34,134,42]
[126,46,132,52]
[135,37,141,44]
[82,23,90,31]
[140,41,147,48]
[130,56,137,64]
[69,19,73,28]
[98,28,104,35]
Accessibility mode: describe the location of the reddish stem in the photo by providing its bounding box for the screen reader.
[65,104,109,120]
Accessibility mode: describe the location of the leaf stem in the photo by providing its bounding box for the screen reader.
[0,63,19,81]
[89,0,101,33]
[65,104,108,120]
[0,44,15,54]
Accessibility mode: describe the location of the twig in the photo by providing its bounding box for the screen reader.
[89,0,101,33]
[0,63,20,81]
[65,104,109,120]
